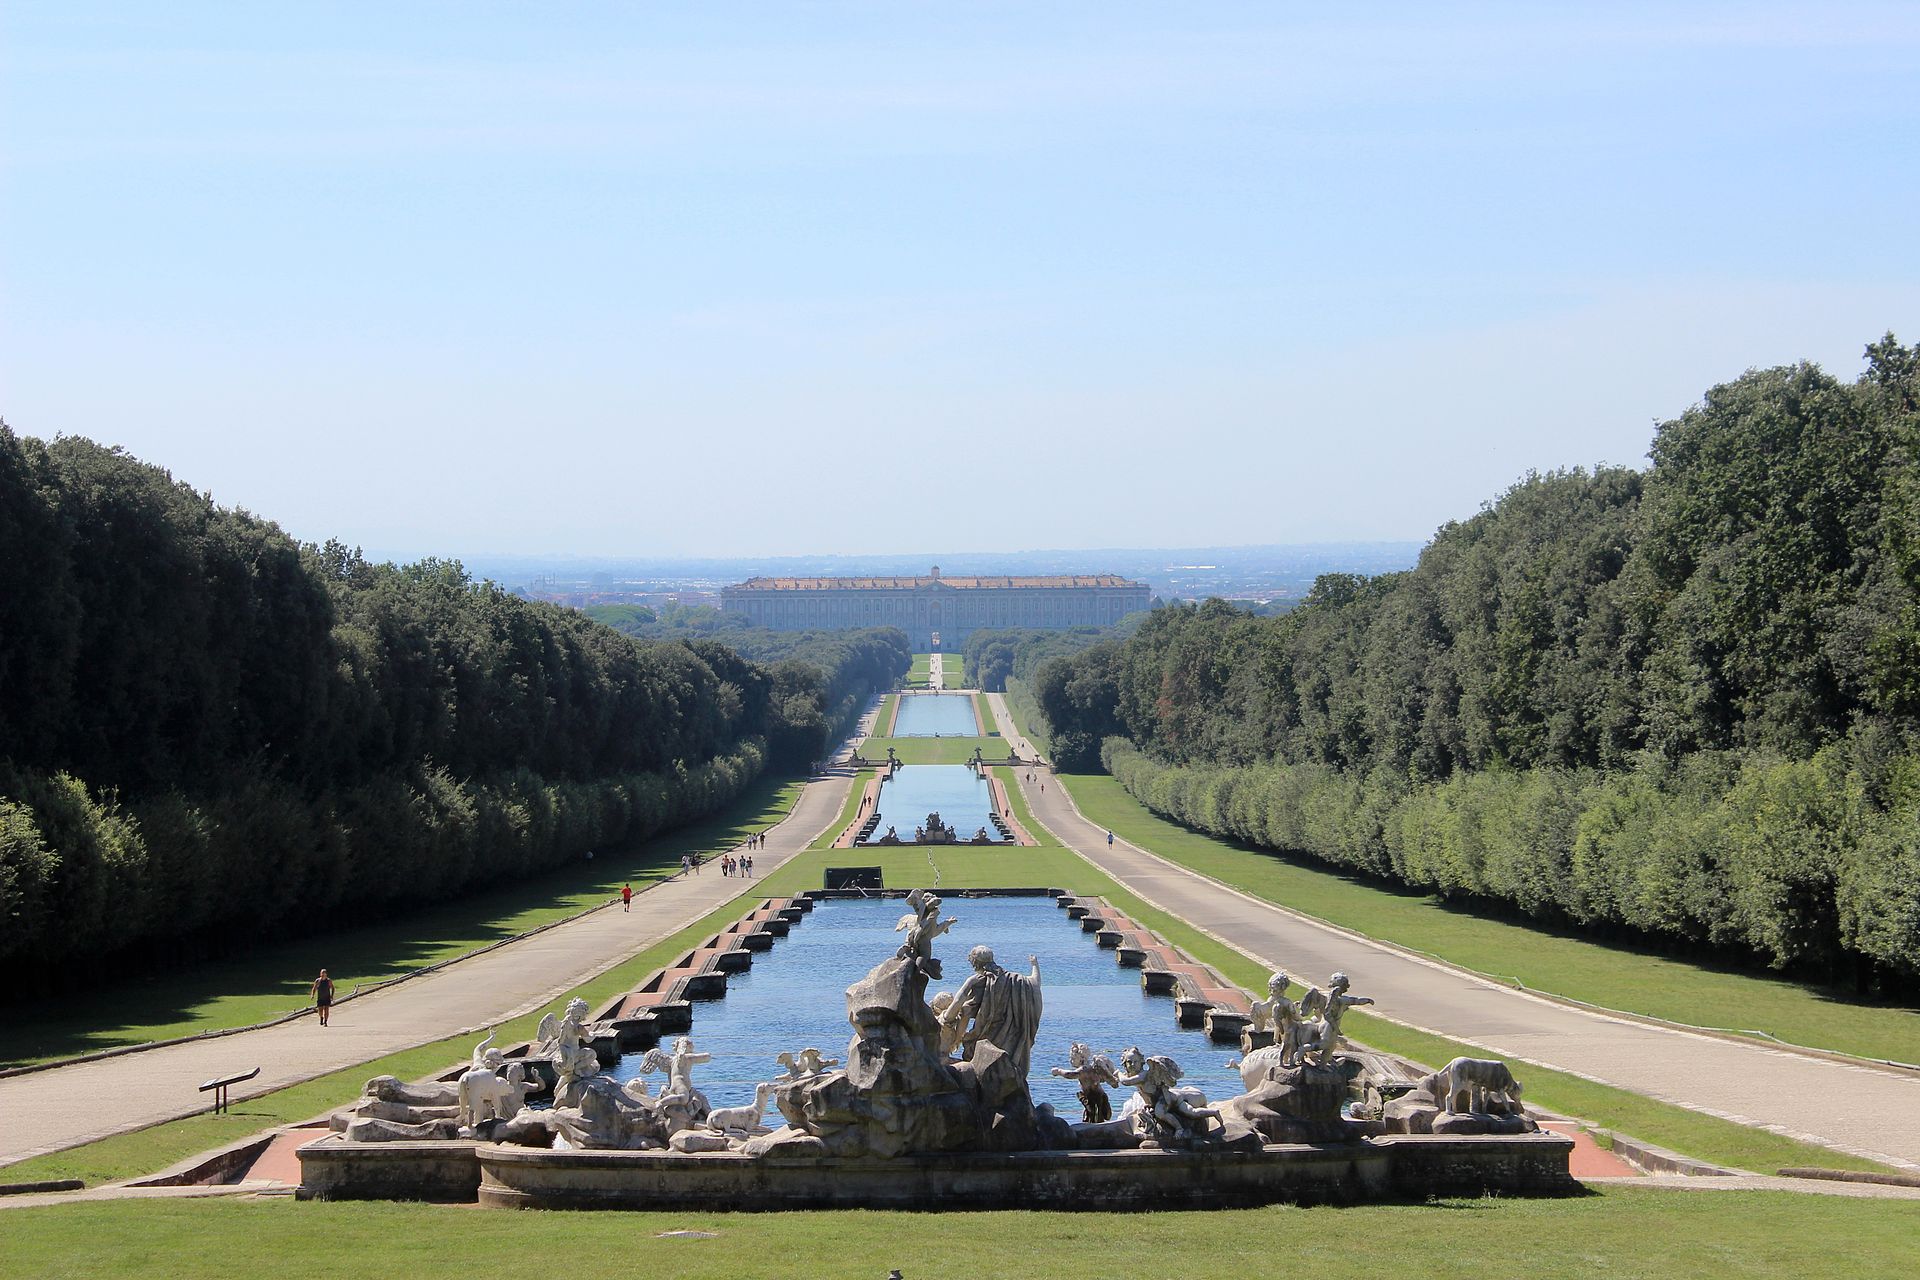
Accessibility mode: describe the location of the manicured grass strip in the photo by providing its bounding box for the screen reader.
[8,1187,1920,1280]
[1060,771,1920,1067]
[811,771,874,850]
[903,654,932,688]
[0,777,808,1070]
[875,693,899,735]
[0,882,789,1188]
[972,692,994,733]
[854,737,999,765]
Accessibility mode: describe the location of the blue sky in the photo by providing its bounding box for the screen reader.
[3,2,1916,559]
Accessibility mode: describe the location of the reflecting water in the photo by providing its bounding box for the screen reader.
[892,693,979,737]
[862,764,1002,843]
[610,896,1245,1113]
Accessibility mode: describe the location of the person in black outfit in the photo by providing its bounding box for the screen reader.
[311,969,335,1026]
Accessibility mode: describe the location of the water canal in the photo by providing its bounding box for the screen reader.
[891,693,979,737]
[609,896,1244,1112]
[861,764,1001,843]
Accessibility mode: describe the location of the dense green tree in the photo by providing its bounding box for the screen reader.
[0,431,834,992]
[1041,339,1920,989]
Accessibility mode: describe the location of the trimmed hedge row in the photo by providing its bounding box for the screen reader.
[1103,737,1920,983]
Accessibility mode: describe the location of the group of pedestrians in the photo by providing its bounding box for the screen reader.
[306,826,782,1032]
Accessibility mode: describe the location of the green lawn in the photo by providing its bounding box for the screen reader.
[1061,772,1920,1067]
[872,693,899,735]
[855,736,999,765]
[6,1187,1920,1280]
[0,777,808,1070]
[903,654,932,688]
[812,771,875,850]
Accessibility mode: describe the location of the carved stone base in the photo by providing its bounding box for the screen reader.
[1215,1065,1355,1145]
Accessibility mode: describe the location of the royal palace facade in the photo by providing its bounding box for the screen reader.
[720,566,1150,649]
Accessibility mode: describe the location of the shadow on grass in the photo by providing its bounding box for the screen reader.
[0,774,803,1068]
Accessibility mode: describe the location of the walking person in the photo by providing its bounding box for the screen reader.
[311,969,335,1027]
[681,853,691,877]
[622,883,633,912]
[1107,831,1114,849]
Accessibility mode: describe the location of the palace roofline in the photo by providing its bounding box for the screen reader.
[726,573,1144,591]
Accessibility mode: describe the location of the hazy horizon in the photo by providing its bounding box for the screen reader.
[5,3,1916,558]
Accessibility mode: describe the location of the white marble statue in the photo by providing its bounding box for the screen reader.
[636,1036,712,1132]
[938,946,1043,1077]
[456,1030,536,1127]
[775,1047,843,1081]
[1295,972,1373,1066]
[928,992,965,1059]
[538,997,602,1107]
[1247,970,1309,1063]
[1420,1057,1524,1116]
[1048,1042,1120,1124]
[1117,1048,1219,1148]
[895,888,958,977]
[706,1082,778,1136]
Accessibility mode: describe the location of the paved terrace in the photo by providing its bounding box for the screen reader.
[985,693,1920,1171]
[0,710,878,1170]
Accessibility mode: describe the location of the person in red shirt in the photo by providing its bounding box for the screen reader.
[622,883,632,912]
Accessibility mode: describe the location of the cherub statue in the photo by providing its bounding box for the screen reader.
[1117,1048,1219,1148]
[1296,971,1373,1066]
[537,998,601,1107]
[928,992,965,1058]
[1049,1042,1121,1123]
[635,1036,711,1133]
[1248,970,1308,1063]
[793,1047,840,1075]
[894,887,958,977]
[775,1047,843,1081]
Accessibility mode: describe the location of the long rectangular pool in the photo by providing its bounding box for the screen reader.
[611,896,1244,1113]
[892,693,979,737]
[861,764,1001,843]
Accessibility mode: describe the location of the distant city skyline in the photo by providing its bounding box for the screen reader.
[4,3,1916,557]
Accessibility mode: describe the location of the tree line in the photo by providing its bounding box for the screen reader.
[0,431,900,993]
[962,622,1144,694]
[585,604,909,752]
[1034,337,1920,991]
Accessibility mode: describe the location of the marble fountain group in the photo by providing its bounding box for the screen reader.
[297,888,1574,1209]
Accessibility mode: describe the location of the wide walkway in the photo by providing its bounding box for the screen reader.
[0,719,873,1169]
[986,694,1920,1170]
[929,652,947,689]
